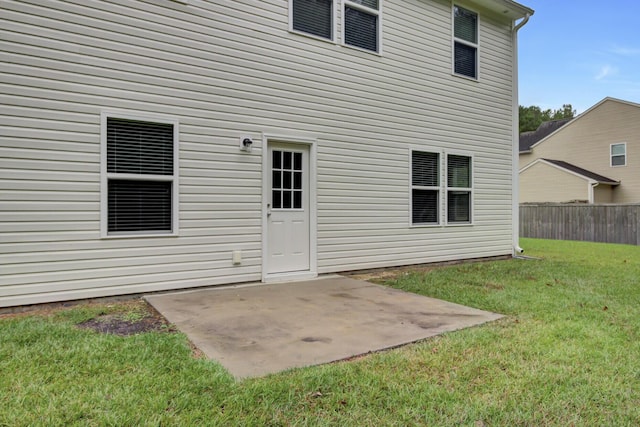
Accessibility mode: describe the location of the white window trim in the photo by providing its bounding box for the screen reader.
[100,111,180,239]
[288,0,338,44]
[409,148,474,227]
[610,142,627,167]
[452,3,480,81]
[445,151,474,226]
[341,0,383,55]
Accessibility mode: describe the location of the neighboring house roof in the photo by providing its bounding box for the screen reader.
[519,119,571,153]
[522,158,620,185]
[525,97,640,152]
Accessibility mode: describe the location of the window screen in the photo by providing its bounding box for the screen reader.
[108,180,172,232]
[412,151,440,225]
[453,6,478,79]
[343,0,379,52]
[292,0,333,40]
[447,154,472,223]
[344,6,378,52]
[106,118,176,234]
[611,143,626,166]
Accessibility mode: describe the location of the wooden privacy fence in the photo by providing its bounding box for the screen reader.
[520,203,640,245]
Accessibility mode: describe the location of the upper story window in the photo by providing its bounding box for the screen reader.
[291,0,334,40]
[343,0,380,52]
[611,143,626,167]
[453,5,478,79]
[101,114,179,237]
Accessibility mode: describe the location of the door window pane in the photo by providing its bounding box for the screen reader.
[294,152,302,170]
[283,190,292,209]
[283,151,292,170]
[283,171,292,189]
[273,150,282,168]
[272,190,282,209]
[293,172,302,189]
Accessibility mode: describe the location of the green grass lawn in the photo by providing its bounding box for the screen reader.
[1,238,639,426]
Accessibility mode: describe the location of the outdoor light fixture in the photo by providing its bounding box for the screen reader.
[239,136,253,152]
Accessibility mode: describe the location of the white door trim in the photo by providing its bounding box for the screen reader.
[261,133,317,282]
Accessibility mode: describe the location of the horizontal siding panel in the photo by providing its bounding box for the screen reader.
[1,251,262,284]
[0,272,263,308]
[0,264,263,297]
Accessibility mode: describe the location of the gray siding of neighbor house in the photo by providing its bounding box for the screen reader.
[1,0,520,307]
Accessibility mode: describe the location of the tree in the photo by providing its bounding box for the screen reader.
[519,104,576,133]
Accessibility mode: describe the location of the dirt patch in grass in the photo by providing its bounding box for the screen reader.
[77,313,170,336]
[77,302,174,336]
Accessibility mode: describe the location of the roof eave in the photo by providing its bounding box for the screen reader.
[470,0,534,20]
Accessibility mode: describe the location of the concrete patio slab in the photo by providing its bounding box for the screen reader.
[145,276,502,378]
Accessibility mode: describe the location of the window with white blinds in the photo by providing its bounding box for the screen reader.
[344,0,380,52]
[290,0,381,53]
[446,154,472,223]
[291,0,333,40]
[453,5,478,79]
[411,151,440,225]
[102,116,178,236]
[411,150,473,226]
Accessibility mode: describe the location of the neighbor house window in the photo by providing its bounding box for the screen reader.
[343,0,380,52]
[453,5,478,79]
[291,0,334,40]
[611,143,626,167]
[411,151,440,225]
[101,114,178,236]
[446,154,472,223]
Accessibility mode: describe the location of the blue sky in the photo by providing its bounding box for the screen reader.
[518,1,640,114]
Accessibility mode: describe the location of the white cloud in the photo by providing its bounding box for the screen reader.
[595,65,617,80]
[611,46,640,56]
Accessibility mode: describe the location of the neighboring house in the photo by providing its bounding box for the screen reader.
[0,0,533,307]
[519,98,640,203]
[519,118,571,155]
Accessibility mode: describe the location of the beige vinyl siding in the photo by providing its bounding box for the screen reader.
[520,162,588,203]
[520,99,640,203]
[1,0,518,306]
[593,185,614,203]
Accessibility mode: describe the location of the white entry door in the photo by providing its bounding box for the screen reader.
[266,143,310,274]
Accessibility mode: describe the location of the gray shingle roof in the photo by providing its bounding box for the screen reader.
[541,159,619,184]
[519,119,571,153]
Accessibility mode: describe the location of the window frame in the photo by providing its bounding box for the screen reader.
[610,142,627,167]
[445,152,473,225]
[341,0,382,54]
[409,148,474,227]
[410,149,442,227]
[100,111,180,238]
[289,0,337,43]
[452,4,480,81]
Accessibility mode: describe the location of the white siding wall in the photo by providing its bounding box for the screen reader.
[1,0,517,307]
